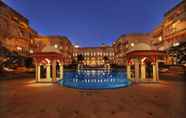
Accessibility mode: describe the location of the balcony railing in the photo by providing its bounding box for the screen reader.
[164,28,186,42]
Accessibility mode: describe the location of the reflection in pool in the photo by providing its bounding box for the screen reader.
[58,69,132,89]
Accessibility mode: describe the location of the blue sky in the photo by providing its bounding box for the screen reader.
[4,0,181,47]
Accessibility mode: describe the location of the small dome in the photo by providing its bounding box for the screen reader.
[41,45,61,53]
[128,43,152,53]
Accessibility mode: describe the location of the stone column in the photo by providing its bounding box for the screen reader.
[152,63,157,81]
[127,64,131,80]
[134,60,139,82]
[141,64,146,81]
[156,61,159,81]
[35,62,40,82]
[59,63,63,80]
[52,60,57,82]
[46,64,51,81]
[35,63,38,82]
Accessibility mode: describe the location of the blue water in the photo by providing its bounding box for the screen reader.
[58,69,132,90]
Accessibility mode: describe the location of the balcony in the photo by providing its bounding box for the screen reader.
[164,28,186,42]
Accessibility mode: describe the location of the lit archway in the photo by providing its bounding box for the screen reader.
[127,50,165,82]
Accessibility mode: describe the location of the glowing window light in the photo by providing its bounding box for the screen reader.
[131,43,134,47]
[17,46,22,51]
[29,50,34,54]
[158,36,162,41]
[173,42,180,47]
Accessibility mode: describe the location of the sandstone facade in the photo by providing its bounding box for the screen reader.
[0,1,37,56]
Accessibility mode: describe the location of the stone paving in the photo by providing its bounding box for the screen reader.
[0,72,185,118]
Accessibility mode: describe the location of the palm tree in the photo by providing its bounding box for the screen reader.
[168,41,186,64]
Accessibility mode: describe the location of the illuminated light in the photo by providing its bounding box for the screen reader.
[131,43,134,47]
[26,83,54,88]
[172,23,176,28]
[17,46,22,51]
[158,36,162,41]
[128,59,134,65]
[57,59,61,63]
[159,47,165,51]
[29,50,34,54]
[141,57,147,64]
[25,80,35,84]
[74,45,80,48]
[173,42,180,47]
[54,44,58,48]
[45,58,51,64]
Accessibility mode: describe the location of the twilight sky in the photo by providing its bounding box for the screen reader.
[4,0,181,47]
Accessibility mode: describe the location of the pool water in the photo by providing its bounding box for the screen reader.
[58,69,132,89]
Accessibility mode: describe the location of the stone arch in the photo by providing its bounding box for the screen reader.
[141,57,154,79]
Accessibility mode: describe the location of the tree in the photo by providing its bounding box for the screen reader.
[103,56,109,63]
[77,54,84,64]
[168,41,186,64]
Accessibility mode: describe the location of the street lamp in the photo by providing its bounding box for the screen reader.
[54,44,58,48]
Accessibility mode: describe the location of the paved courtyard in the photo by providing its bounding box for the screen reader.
[0,72,185,118]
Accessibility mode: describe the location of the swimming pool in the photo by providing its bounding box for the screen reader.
[58,69,132,89]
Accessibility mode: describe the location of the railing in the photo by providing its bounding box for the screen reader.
[164,28,186,42]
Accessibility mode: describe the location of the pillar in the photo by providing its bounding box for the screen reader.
[35,62,40,82]
[35,63,38,82]
[52,60,57,82]
[59,63,63,80]
[134,60,139,81]
[46,64,51,80]
[141,64,146,81]
[152,63,157,81]
[156,61,159,81]
[127,64,131,80]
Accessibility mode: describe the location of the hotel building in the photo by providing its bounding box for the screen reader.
[151,0,186,50]
[151,0,186,64]
[0,1,38,56]
[112,33,153,66]
[73,45,114,67]
[113,1,186,66]
[0,0,185,67]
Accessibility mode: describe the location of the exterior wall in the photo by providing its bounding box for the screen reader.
[73,46,114,67]
[112,33,152,66]
[0,1,38,56]
[151,1,186,51]
[151,1,186,64]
